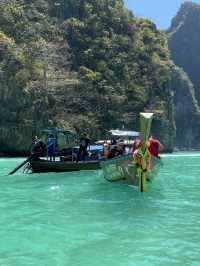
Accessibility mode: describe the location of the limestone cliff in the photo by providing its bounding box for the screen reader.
[168,2,200,104]
[170,65,200,149]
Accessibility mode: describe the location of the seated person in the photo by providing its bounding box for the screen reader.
[108,145,123,159]
[124,144,134,155]
[111,138,117,145]
[60,148,77,162]
[132,140,143,166]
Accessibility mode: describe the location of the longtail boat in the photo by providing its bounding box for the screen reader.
[101,113,162,191]
[28,145,103,173]
[24,129,103,173]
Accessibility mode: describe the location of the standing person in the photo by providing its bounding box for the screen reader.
[31,136,39,154]
[31,136,46,155]
[47,134,56,161]
[32,136,40,146]
[147,135,163,158]
[77,134,90,162]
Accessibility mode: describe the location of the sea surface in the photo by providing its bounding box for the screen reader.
[0,153,200,266]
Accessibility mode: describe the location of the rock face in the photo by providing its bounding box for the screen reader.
[168,2,200,104]
[168,2,200,150]
[170,65,200,149]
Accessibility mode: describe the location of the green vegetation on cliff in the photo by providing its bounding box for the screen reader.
[0,0,173,153]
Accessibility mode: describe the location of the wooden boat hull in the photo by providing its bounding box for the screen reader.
[101,155,137,184]
[30,159,101,173]
[101,155,161,185]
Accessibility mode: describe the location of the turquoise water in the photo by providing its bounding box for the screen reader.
[0,154,200,266]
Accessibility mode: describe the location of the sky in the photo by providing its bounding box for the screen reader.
[124,0,200,29]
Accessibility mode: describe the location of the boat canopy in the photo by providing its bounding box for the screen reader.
[109,130,139,137]
[41,128,76,136]
[41,128,77,149]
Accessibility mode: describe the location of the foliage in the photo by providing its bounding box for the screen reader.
[0,0,174,153]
